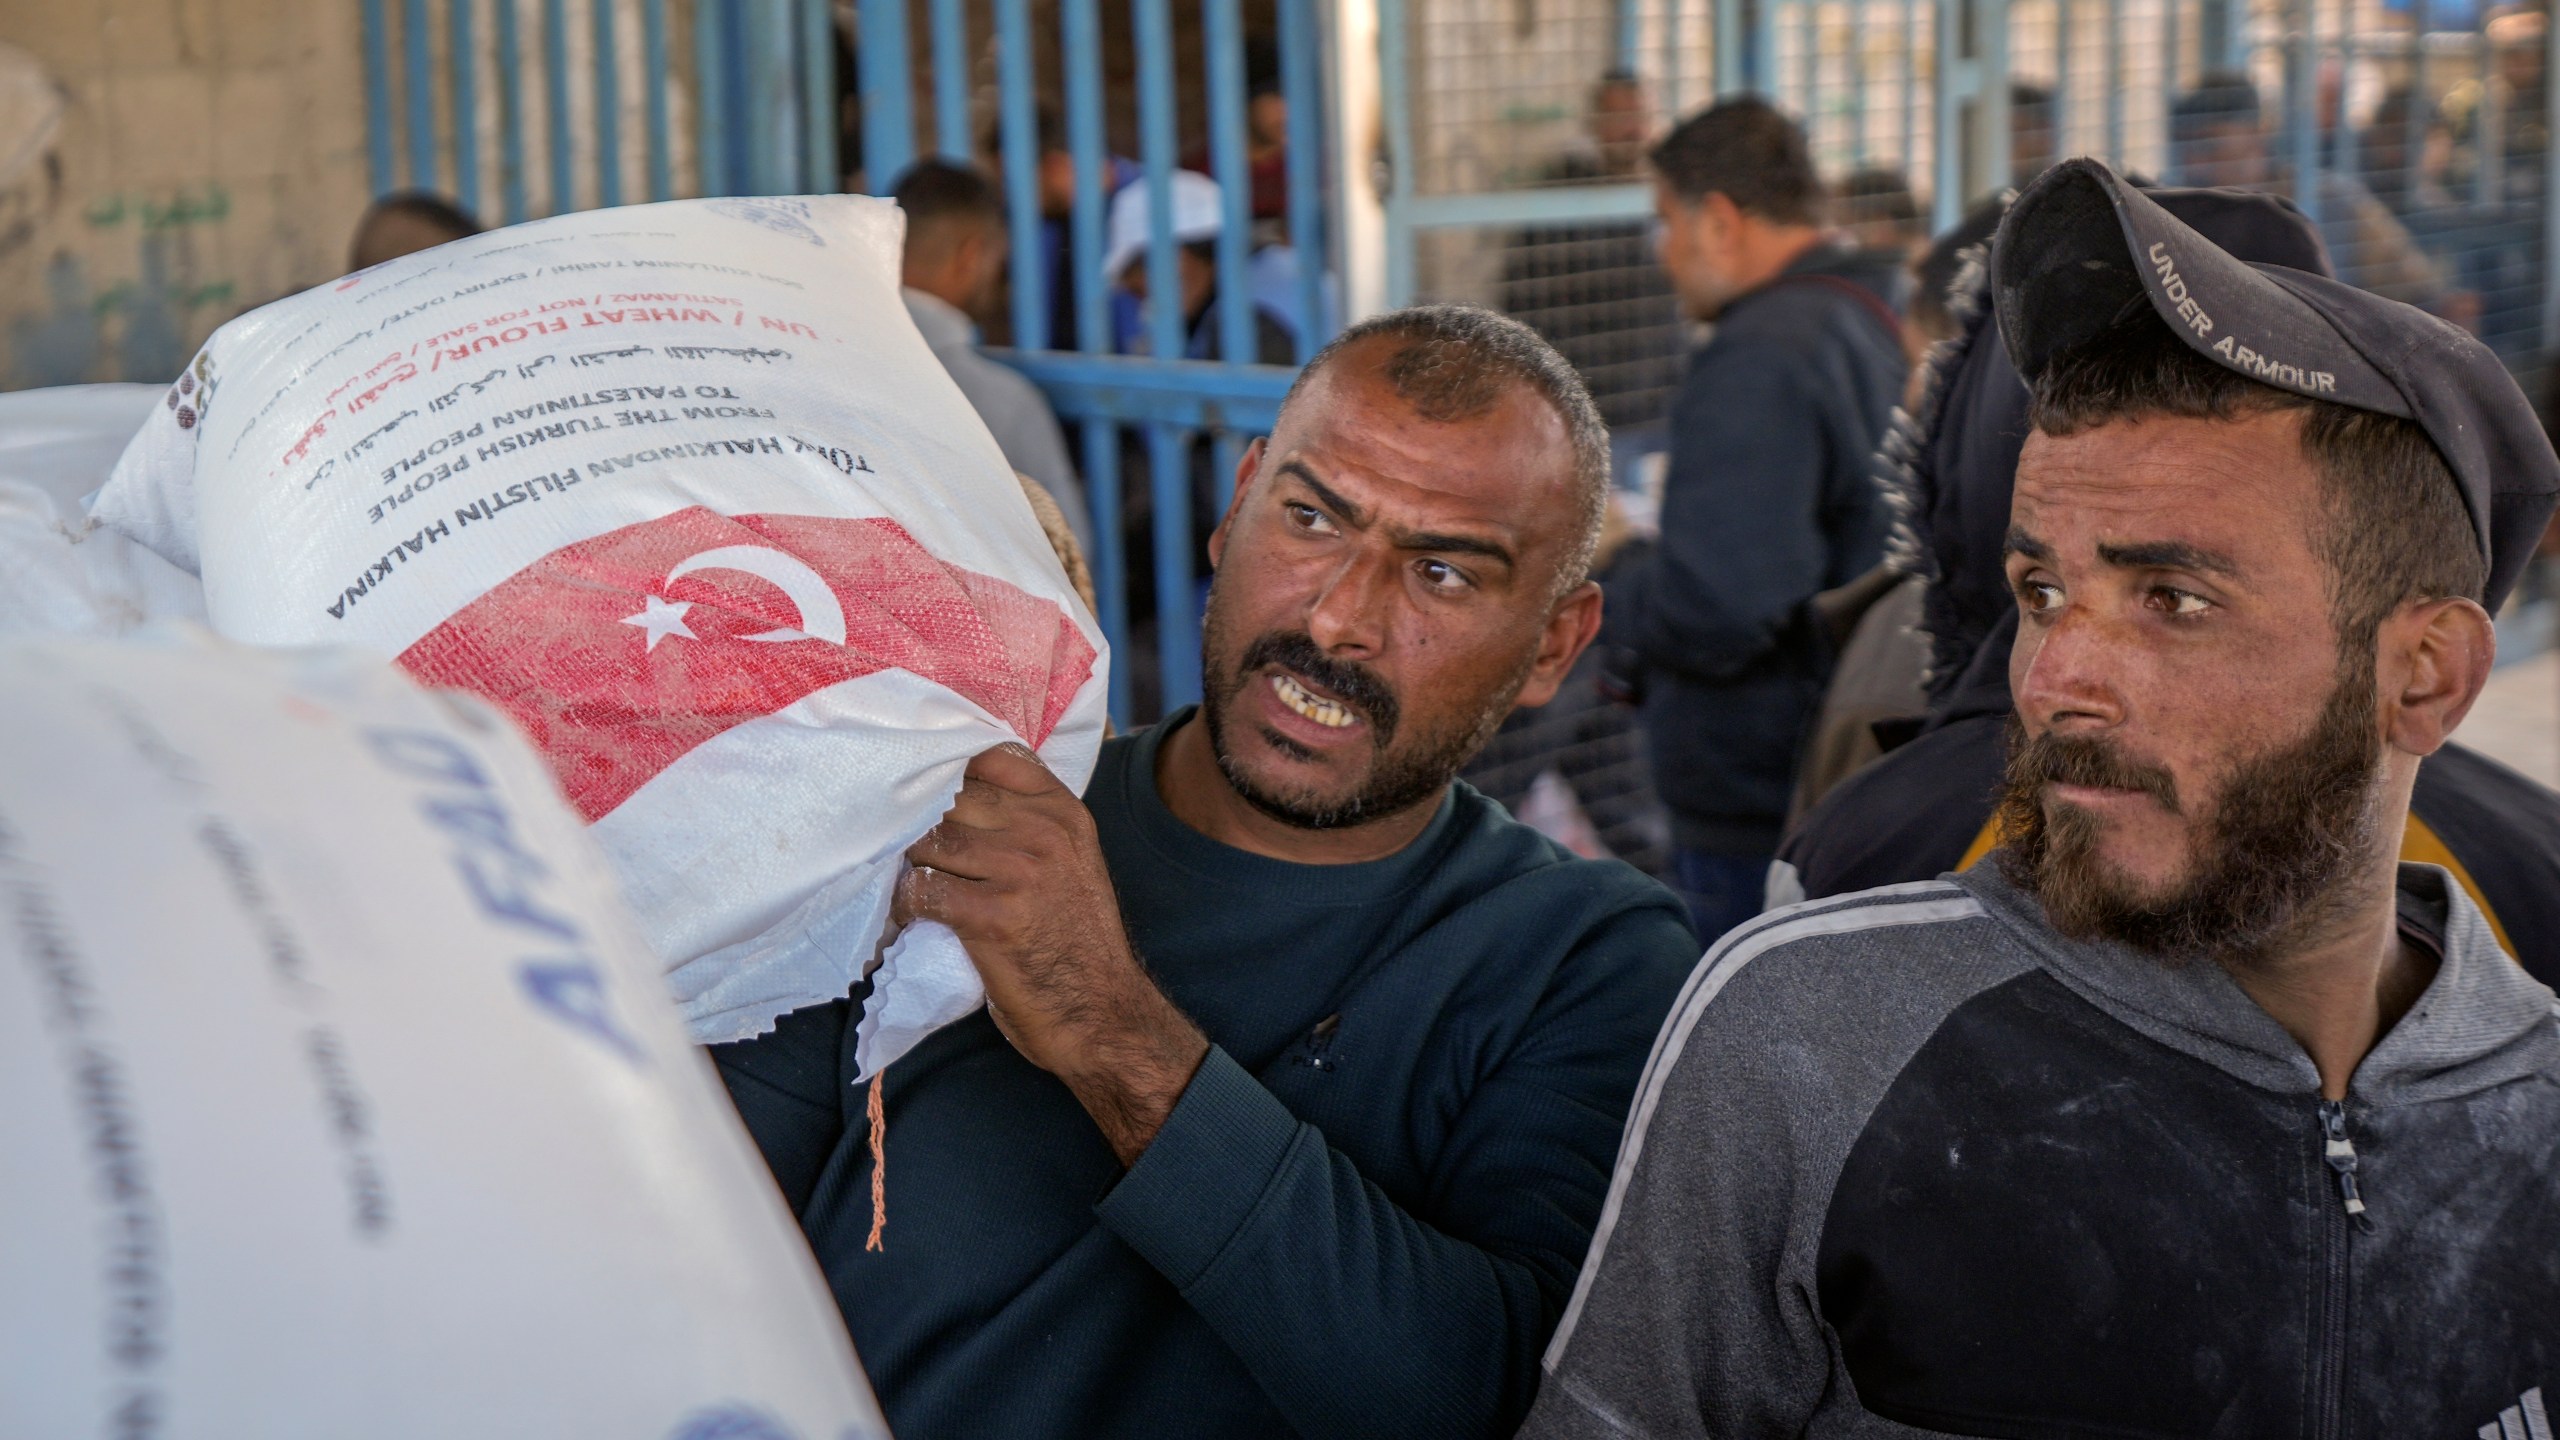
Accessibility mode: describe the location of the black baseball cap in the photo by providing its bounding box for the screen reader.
[1991,157,2560,610]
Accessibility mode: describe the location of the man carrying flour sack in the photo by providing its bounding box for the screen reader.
[713,305,1698,1440]
[1522,159,2560,1439]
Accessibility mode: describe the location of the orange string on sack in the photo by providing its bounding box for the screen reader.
[865,1068,888,1252]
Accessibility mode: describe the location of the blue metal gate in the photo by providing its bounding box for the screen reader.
[359,0,1336,726]
[851,0,1337,721]
[359,0,842,221]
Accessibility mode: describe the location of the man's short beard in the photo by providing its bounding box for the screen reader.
[1995,648,2388,970]
[1197,590,1530,831]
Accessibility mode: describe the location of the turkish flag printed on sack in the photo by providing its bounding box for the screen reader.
[399,505,1099,821]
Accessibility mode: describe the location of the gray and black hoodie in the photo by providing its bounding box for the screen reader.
[1524,864,2560,1439]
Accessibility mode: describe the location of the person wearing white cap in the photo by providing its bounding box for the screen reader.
[1104,171,1298,364]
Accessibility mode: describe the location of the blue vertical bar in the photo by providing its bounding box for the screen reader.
[452,0,482,210]
[999,0,1045,348]
[859,0,915,187]
[695,0,731,195]
[1206,0,1255,365]
[1380,0,1416,304]
[643,0,672,198]
[407,0,438,189]
[1067,0,1122,715]
[1065,0,1110,352]
[546,0,574,212]
[499,0,529,219]
[1136,0,1182,358]
[737,0,793,193]
[1138,0,1183,362]
[803,0,838,189]
[1618,0,1641,71]
[596,0,624,206]
[747,0,795,192]
[364,0,396,194]
[1136,0,1201,708]
[932,0,971,157]
[1280,0,1328,353]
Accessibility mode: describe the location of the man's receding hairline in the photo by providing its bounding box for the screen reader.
[1280,333,1582,491]
[1300,331,1562,425]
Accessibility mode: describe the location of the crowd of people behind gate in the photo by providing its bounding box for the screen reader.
[320,58,2560,1440]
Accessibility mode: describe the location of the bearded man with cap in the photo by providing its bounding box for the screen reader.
[1772,185,2560,989]
[1521,158,2560,1438]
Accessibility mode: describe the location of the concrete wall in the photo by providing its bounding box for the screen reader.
[0,0,371,390]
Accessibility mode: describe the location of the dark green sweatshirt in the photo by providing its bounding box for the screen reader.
[711,709,1696,1439]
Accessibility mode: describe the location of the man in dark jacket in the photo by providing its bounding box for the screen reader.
[1602,97,1906,942]
[1526,159,2560,1438]
[1776,185,2560,990]
[712,306,1696,1440]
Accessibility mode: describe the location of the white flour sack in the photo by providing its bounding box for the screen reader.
[0,628,887,1439]
[90,196,1110,1068]
[0,384,207,638]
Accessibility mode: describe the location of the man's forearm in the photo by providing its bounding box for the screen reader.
[1057,992,1211,1165]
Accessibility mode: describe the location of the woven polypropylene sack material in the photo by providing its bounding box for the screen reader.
[0,626,888,1438]
[0,479,206,637]
[0,385,206,638]
[89,197,1110,1065]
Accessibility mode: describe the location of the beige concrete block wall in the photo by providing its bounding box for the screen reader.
[0,0,371,389]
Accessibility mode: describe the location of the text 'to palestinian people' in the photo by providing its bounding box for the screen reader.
[1523,159,2560,1439]
[713,306,1697,1440]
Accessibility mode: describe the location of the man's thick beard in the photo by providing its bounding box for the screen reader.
[1995,652,2388,970]
[1197,587,1528,831]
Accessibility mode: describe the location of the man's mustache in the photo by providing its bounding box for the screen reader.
[2014,730,2182,814]
[1236,630,1401,744]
